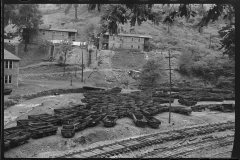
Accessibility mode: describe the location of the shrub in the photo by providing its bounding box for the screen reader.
[139,57,166,86]
[191,61,209,77]
[216,76,234,90]
[178,51,194,75]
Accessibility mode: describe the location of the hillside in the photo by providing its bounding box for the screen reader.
[4,4,233,89]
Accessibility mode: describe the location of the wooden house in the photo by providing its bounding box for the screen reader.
[99,33,152,51]
[4,49,21,88]
[23,27,78,44]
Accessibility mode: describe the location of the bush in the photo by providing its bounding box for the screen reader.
[178,51,194,75]
[191,61,209,77]
[139,57,166,86]
[216,76,234,90]
[38,40,52,53]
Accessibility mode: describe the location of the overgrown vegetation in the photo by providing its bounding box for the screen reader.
[178,49,234,89]
[139,57,166,87]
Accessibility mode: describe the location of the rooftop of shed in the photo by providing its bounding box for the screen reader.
[4,49,21,61]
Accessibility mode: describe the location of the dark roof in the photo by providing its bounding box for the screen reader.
[4,49,21,61]
[39,28,78,33]
[104,33,152,38]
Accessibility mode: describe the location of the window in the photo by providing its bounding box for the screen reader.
[5,61,13,69]
[131,45,133,48]
[9,61,12,68]
[138,46,140,49]
[62,32,64,36]
[53,31,56,34]
[4,75,12,84]
[42,30,45,35]
[120,44,122,48]
[139,38,140,42]
[9,75,12,83]
[132,38,133,41]
[5,75,8,84]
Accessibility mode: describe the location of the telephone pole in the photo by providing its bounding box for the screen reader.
[209,33,212,49]
[81,49,84,82]
[165,49,174,124]
[80,42,87,82]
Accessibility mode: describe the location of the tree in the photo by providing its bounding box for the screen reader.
[4,4,19,28]
[83,23,97,41]
[88,4,234,58]
[218,24,235,59]
[139,57,166,87]
[60,40,72,75]
[64,4,79,19]
[4,4,43,52]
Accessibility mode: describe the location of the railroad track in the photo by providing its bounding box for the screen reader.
[208,150,232,157]
[142,135,234,158]
[58,121,234,158]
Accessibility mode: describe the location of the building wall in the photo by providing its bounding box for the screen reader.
[4,60,19,88]
[29,29,76,44]
[108,36,145,50]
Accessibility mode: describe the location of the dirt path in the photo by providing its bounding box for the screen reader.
[19,62,58,69]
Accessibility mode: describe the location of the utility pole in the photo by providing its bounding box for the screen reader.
[165,49,174,124]
[79,43,85,83]
[209,33,212,49]
[81,49,83,82]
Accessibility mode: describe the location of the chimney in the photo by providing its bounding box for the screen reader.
[49,25,51,29]
[15,44,19,57]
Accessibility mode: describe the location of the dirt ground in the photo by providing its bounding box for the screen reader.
[4,92,235,158]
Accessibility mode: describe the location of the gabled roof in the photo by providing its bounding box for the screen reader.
[39,28,78,33]
[104,33,152,39]
[4,49,21,61]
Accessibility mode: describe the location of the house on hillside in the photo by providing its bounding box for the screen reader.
[99,33,152,51]
[22,26,78,44]
[4,49,21,87]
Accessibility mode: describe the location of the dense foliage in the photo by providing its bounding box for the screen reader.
[4,4,43,52]
[139,57,166,87]
[218,24,235,59]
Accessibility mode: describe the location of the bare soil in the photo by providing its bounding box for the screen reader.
[4,91,235,158]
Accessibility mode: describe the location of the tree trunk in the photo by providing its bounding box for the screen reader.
[24,28,29,52]
[24,40,28,52]
[63,52,67,75]
[74,6,78,19]
[75,64,77,76]
[88,51,91,67]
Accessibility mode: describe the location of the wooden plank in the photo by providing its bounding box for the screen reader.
[71,154,87,158]
[121,142,134,147]
[92,149,105,154]
[108,145,118,149]
[111,144,125,149]
[102,147,114,152]
[121,141,139,146]
[90,150,102,155]
[146,137,157,141]
[81,152,95,157]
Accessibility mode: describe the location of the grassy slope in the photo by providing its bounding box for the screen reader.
[40,4,224,58]
[4,43,49,67]
[13,4,227,83]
